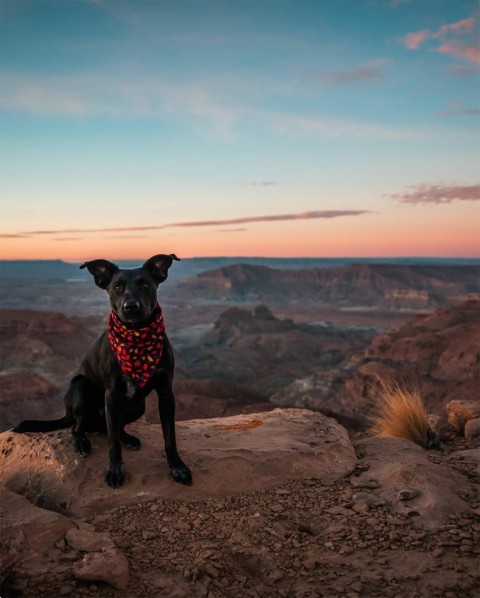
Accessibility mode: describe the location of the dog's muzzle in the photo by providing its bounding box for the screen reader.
[123,300,140,314]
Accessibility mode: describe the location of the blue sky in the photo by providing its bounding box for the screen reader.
[0,0,479,259]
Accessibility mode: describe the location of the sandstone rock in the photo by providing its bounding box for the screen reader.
[273,300,480,423]
[0,487,75,577]
[65,528,115,552]
[354,437,474,528]
[464,417,480,440]
[446,400,480,433]
[0,409,356,517]
[73,547,129,590]
[160,379,273,423]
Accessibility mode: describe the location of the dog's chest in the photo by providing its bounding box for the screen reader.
[124,375,141,400]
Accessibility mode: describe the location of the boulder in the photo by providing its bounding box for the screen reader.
[0,408,356,518]
[354,437,475,528]
[446,400,480,433]
[73,547,129,590]
[0,487,75,577]
[464,418,480,440]
[65,527,115,552]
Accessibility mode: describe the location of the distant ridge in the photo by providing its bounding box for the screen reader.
[177,263,480,308]
[1,257,478,282]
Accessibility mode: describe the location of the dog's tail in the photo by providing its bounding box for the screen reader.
[12,416,72,433]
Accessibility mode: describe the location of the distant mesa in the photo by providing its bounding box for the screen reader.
[177,263,480,308]
[176,304,372,397]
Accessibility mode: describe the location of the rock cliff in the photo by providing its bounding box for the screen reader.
[273,300,480,425]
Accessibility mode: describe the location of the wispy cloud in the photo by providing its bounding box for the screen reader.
[0,72,241,137]
[314,59,387,86]
[404,17,476,49]
[0,210,372,239]
[436,41,480,65]
[404,29,431,50]
[266,111,420,140]
[403,17,479,66]
[437,108,480,118]
[388,183,480,205]
[167,210,371,228]
[0,71,420,141]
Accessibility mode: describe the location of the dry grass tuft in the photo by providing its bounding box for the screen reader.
[369,378,436,447]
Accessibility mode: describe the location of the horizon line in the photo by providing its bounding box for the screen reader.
[1,255,479,263]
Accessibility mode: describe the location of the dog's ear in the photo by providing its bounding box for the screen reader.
[142,253,180,285]
[80,259,119,289]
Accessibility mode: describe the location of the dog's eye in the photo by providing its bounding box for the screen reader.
[114,284,124,292]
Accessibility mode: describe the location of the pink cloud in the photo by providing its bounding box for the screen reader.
[436,41,480,65]
[403,17,478,64]
[435,17,476,37]
[404,30,431,50]
[0,210,372,238]
[389,183,480,205]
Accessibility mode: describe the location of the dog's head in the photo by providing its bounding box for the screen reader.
[80,254,180,325]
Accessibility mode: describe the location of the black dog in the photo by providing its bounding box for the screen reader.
[13,253,192,489]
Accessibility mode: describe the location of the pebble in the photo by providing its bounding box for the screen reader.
[351,478,379,489]
[73,547,129,590]
[326,506,356,516]
[397,488,420,501]
[65,528,115,552]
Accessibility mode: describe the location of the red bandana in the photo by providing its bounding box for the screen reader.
[108,305,165,387]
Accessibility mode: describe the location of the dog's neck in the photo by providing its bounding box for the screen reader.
[112,304,161,330]
[108,304,165,388]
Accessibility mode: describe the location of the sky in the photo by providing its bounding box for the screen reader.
[0,0,479,261]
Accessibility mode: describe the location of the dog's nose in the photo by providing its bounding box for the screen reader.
[123,300,140,313]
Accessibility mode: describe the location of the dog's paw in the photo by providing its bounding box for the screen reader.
[105,464,125,489]
[73,436,91,457]
[120,432,141,450]
[170,464,192,486]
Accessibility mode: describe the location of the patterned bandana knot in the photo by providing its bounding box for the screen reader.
[108,305,165,387]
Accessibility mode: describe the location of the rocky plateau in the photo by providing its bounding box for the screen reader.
[0,408,479,597]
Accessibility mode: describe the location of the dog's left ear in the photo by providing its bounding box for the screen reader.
[142,253,180,284]
[80,259,119,289]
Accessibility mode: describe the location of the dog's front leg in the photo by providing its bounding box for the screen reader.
[156,374,192,485]
[104,390,125,488]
